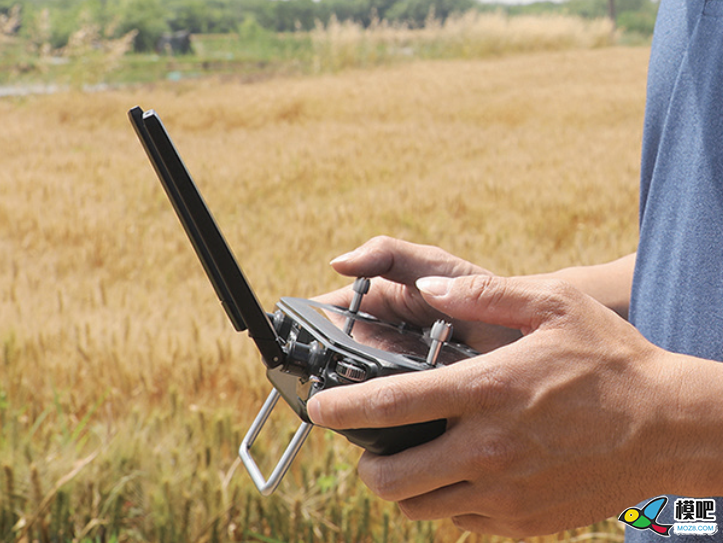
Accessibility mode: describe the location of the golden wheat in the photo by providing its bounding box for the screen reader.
[0,46,647,541]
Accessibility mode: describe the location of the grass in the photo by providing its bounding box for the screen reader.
[0,40,646,542]
[309,11,614,72]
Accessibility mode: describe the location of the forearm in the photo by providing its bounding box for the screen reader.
[538,252,636,320]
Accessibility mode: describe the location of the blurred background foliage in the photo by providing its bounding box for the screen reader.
[0,0,658,54]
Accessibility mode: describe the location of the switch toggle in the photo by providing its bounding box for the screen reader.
[343,277,371,336]
[426,320,453,366]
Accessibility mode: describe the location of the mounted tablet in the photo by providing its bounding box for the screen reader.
[128,106,284,368]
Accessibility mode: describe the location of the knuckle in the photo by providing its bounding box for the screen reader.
[421,242,453,262]
[364,235,395,252]
[366,381,407,424]
[360,236,400,276]
[468,273,496,293]
[468,274,505,313]
[358,456,401,501]
[465,363,507,409]
[397,499,426,521]
[467,433,519,474]
[451,515,481,533]
[451,515,467,531]
[536,278,577,319]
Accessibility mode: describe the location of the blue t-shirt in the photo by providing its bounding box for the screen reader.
[628,0,723,540]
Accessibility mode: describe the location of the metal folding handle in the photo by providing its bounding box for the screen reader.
[239,388,313,496]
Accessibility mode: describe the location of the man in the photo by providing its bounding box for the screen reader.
[306,0,723,539]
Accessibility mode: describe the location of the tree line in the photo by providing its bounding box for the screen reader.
[0,0,657,53]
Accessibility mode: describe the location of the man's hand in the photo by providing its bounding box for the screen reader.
[318,236,520,353]
[308,274,684,537]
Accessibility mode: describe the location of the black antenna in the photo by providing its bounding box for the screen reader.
[128,106,284,369]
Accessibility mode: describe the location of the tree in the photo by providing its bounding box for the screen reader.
[115,0,167,52]
[386,0,477,26]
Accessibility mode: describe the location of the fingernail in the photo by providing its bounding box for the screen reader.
[330,251,357,266]
[306,397,324,425]
[416,276,452,297]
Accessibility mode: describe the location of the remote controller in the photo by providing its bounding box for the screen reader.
[128,106,479,495]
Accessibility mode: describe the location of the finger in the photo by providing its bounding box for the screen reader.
[311,284,353,307]
[400,488,543,537]
[330,236,486,284]
[355,423,508,503]
[355,447,461,504]
[307,362,469,429]
[316,276,451,330]
[397,483,483,521]
[357,447,536,535]
[416,275,581,335]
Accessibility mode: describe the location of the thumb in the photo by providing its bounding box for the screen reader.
[330,236,487,283]
[416,275,575,335]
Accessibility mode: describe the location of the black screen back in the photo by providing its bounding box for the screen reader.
[128,106,284,368]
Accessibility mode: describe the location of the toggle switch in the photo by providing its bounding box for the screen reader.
[343,277,371,336]
[426,320,453,366]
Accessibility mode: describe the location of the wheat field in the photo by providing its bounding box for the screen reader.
[0,45,648,542]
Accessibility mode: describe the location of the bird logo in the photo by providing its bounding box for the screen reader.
[619,496,672,537]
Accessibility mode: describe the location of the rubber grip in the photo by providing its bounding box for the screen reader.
[339,419,447,455]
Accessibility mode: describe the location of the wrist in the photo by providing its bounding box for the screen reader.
[660,352,723,497]
[539,254,635,319]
